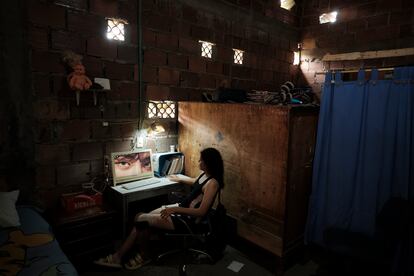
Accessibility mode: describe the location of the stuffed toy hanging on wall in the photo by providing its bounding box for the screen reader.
[62,51,92,91]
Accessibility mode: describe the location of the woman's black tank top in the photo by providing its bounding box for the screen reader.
[178,173,212,208]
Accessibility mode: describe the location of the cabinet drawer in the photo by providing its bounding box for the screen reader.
[55,216,114,240]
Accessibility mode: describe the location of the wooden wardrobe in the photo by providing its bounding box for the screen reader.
[178,102,319,257]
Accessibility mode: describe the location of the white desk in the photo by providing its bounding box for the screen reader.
[109,177,182,238]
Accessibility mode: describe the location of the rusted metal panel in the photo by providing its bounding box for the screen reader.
[178,102,319,257]
[284,109,319,248]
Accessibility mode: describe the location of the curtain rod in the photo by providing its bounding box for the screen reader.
[314,67,395,75]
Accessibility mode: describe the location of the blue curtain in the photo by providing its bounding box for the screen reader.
[306,67,414,251]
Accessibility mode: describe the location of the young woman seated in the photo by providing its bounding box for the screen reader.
[94,147,224,270]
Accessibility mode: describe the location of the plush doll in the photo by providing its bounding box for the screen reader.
[62,51,92,91]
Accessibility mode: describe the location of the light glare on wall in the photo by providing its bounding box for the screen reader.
[319,11,338,24]
[106,18,127,41]
[293,51,300,65]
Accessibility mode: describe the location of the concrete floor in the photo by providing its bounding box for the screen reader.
[80,244,321,276]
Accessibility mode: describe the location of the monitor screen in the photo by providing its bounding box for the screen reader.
[111,149,154,185]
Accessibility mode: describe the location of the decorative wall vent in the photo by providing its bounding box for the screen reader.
[233,49,244,65]
[147,101,176,119]
[106,18,128,41]
[199,40,214,58]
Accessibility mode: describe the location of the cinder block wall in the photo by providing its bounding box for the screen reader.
[17,0,301,208]
[299,0,414,95]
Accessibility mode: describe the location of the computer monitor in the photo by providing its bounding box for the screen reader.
[111,148,154,185]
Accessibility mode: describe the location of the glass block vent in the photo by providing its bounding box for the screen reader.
[233,49,244,65]
[147,101,176,119]
[106,18,128,41]
[199,40,214,58]
[281,0,295,11]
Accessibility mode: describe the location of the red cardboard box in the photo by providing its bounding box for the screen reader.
[61,192,103,213]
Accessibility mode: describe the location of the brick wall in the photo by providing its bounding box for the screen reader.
[141,0,300,100]
[23,0,300,208]
[299,0,414,96]
[28,0,141,207]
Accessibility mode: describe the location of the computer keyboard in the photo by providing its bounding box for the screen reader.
[122,178,161,190]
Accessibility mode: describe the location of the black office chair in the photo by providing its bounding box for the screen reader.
[156,214,217,276]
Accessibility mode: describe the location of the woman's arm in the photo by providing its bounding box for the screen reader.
[160,179,219,218]
[167,174,196,186]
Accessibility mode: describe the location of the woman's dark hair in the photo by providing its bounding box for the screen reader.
[200,147,224,189]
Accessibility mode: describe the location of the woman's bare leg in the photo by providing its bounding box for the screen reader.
[112,212,175,262]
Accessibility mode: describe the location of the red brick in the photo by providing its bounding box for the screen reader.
[118,45,138,63]
[142,65,158,83]
[180,72,199,87]
[146,85,170,100]
[105,141,133,154]
[182,4,199,23]
[188,89,203,101]
[143,13,170,32]
[245,54,258,68]
[143,28,157,46]
[112,123,138,139]
[358,3,377,17]
[53,75,72,98]
[119,1,138,24]
[29,27,48,50]
[366,13,389,28]
[116,81,139,100]
[377,0,403,12]
[206,61,223,74]
[55,0,87,11]
[169,87,193,101]
[27,1,66,28]
[216,47,233,62]
[144,49,167,65]
[91,121,112,139]
[104,103,139,119]
[35,122,53,143]
[104,61,134,80]
[179,38,199,54]
[347,19,368,32]
[87,36,117,59]
[390,10,413,25]
[73,142,103,161]
[32,51,66,73]
[170,20,192,37]
[191,25,212,41]
[262,70,274,82]
[33,100,70,120]
[61,120,90,141]
[189,56,206,72]
[157,33,179,50]
[90,159,104,176]
[168,53,188,69]
[51,30,85,53]
[83,56,104,77]
[33,73,51,97]
[129,24,138,44]
[90,0,118,17]
[35,166,56,189]
[199,74,216,89]
[57,163,90,186]
[36,144,70,165]
[159,68,180,85]
[68,12,103,36]
[232,66,252,79]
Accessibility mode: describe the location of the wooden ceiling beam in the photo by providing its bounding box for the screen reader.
[322,47,414,61]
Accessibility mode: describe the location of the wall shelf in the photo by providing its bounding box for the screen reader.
[75,89,110,106]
